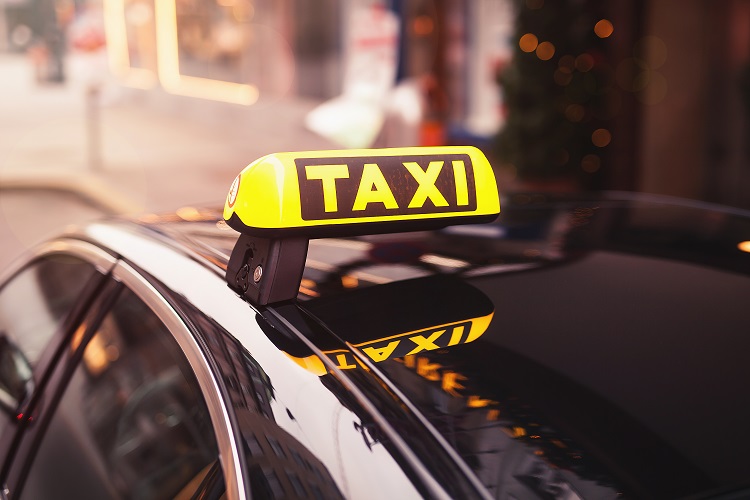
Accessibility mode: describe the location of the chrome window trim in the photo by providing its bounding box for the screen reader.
[112,260,246,500]
[0,238,117,285]
[345,342,492,500]
[265,307,453,500]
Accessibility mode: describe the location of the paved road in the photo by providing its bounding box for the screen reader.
[0,190,103,273]
[0,52,336,270]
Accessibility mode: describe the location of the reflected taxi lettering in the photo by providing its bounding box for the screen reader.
[283,311,494,377]
[326,320,474,370]
[297,154,477,220]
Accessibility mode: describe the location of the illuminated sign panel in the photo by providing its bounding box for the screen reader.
[225,148,498,304]
[296,154,477,220]
[224,146,500,237]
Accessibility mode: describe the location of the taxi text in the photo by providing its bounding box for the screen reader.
[296,154,477,220]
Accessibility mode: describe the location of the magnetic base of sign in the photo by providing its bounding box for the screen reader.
[227,234,308,306]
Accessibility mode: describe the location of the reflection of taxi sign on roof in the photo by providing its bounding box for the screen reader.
[259,275,496,375]
[224,146,500,305]
[286,314,494,377]
[223,146,500,237]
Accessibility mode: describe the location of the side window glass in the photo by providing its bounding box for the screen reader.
[20,286,221,499]
[0,255,97,416]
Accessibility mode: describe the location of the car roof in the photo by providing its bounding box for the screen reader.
[76,192,750,499]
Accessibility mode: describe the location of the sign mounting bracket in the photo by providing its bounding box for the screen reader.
[226,234,308,306]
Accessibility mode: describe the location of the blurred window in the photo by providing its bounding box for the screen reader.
[20,286,221,499]
[0,255,98,421]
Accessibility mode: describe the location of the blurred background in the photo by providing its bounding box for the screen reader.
[1,0,750,268]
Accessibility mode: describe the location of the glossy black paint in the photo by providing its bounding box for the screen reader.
[138,194,750,498]
[4,192,746,499]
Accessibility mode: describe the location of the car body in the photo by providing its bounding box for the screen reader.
[0,190,749,499]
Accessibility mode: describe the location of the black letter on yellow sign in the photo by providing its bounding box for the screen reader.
[404,161,449,208]
[305,164,349,212]
[353,164,399,211]
[297,154,477,220]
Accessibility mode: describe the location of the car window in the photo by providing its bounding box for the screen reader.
[19,285,221,500]
[0,255,98,418]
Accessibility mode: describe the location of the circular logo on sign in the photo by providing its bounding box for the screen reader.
[227,175,241,208]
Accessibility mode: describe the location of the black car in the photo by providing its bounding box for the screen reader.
[0,147,748,499]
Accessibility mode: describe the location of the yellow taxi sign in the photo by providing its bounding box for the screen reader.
[224,146,500,236]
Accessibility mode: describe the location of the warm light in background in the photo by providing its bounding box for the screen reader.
[420,254,469,268]
[581,154,601,173]
[575,53,595,72]
[412,15,434,36]
[738,241,750,253]
[565,104,585,122]
[536,41,555,61]
[341,275,359,288]
[176,206,201,220]
[298,278,319,298]
[592,128,612,147]
[154,0,259,105]
[594,19,614,38]
[103,0,157,88]
[519,33,538,53]
[83,334,120,376]
[104,0,259,104]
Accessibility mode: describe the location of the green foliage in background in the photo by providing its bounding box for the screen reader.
[496,0,613,187]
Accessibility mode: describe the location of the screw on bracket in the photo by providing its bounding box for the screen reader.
[236,264,250,292]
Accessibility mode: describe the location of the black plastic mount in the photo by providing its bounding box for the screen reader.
[226,234,309,306]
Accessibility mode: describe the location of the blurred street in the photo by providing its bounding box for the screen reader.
[0,52,336,270]
[3,0,750,272]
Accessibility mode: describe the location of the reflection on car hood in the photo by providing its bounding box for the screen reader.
[131,193,750,498]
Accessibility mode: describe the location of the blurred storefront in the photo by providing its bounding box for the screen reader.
[100,0,294,103]
[1,0,72,81]
[391,0,513,148]
[4,0,750,208]
[92,0,750,206]
[94,0,513,143]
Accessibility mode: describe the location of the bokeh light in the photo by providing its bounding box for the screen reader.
[565,104,585,122]
[581,155,601,173]
[575,54,595,72]
[594,19,614,38]
[592,128,612,147]
[536,41,555,60]
[413,15,434,36]
[519,33,539,53]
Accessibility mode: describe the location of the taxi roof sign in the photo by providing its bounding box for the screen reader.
[225,147,500,306]
[223,146,500,237]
